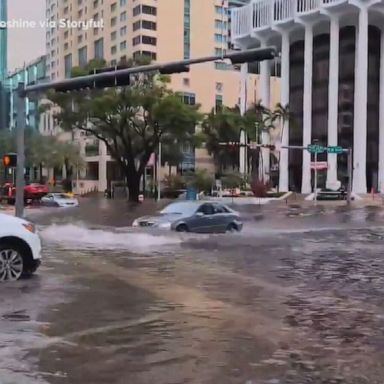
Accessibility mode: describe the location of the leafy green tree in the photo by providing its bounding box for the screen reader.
[43,58,202,201]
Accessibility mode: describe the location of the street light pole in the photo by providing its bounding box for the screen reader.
[15,83,26,218]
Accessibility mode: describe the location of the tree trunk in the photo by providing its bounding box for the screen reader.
[168,164,171,177]
[125,169,141,202]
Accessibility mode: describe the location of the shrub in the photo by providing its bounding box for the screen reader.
[251,179,269,197]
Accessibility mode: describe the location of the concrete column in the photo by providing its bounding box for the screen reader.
[379,31,384,192]
[260,41,271,182]
[279,30,290,192]
[352,6,368,193]
[301,23,313,194]
[240,63,248,176]
[326,15,340,188]
[98,140,108,192]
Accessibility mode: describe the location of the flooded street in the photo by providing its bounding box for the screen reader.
[2,198,384,383]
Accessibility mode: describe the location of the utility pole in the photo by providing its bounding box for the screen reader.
[15,83,25,218]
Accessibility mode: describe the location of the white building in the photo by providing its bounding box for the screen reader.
[231,0,384,193]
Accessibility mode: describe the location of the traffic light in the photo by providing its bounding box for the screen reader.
[2,153,17,167]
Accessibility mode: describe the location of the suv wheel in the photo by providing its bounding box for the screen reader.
[0,244,24,281]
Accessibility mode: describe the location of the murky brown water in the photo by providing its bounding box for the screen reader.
[2,198,384,383]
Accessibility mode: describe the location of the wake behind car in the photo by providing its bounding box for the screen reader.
[0,213,42,281]
[132,201,243,233]
[41,193,79,207]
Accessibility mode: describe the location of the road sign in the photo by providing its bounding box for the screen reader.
[327,146,343,154]
[311,161,328,170]
[307,144,325,153]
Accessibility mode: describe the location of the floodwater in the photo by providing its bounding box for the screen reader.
[2,198,384,383]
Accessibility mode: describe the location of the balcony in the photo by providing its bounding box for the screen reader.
[230,0,348,41]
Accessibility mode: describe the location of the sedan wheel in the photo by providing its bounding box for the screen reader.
[226,223,238,233]
[0,248,24,281]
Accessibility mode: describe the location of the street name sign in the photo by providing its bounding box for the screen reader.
[307,144,325,153]
[327,146,343,154]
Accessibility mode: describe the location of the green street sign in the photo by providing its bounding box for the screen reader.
[327,146,343,154]
[307,144,325,154]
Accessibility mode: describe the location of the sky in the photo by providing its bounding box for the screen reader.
[8,0,46,71]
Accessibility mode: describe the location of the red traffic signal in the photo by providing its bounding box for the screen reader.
[3,153,17,167]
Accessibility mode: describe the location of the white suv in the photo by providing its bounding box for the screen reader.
[0,213,42,281]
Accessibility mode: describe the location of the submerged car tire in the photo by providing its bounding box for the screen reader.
[176,224,189,232]
[0,242,25,281]
[226,223,238,233]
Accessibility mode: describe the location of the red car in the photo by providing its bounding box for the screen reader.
[1,183,49,203]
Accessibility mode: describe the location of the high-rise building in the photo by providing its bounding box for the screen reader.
[232,0,384,194]
[43,0,280,193]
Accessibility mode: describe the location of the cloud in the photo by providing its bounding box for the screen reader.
[7,0,46,71]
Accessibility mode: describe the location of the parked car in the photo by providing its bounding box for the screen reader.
[0,182,49,204]
[0,213,42,281]
[41,193,79,207]
[132,201,243,233]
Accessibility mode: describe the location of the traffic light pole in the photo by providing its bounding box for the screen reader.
[15,83,26,218]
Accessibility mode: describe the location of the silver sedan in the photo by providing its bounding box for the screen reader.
[132,201,243,233]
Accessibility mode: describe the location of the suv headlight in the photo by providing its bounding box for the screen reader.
[23,223,36,233]
[132,219,139,227]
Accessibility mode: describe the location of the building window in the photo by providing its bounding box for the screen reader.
[120,0,127,5]
[142,35,156,45]
[120,11,127,22]
[181,92,195,105]
[215,48,226,56]
[111,45,117,55]
[111,31,117,40]
[183,78,190,87]
[111,17,117,26]
[133,35,140,46]
[134,51,156,60]
[215,61,232,70]
[120,26,127,36]
[215,20,227,30]
[133,20,140,31]
[78,46,87,67]
[142,20,156,30]
[142,5,157,15]
[120,41,127,50]
[64,54,72,78]
[215,5,226,15]
[216,82,223,92]
[215,95,223,112]
[94,38,104,59]
[215,34,226,43]
[184,0,191,59]
[133,5,140,16]
[111,2,117,12]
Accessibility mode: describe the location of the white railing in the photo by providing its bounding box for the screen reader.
[273,0,295,22]
[231,0,343,41]
[231,4,252,37]
[252,0,273,29]
[297,0,321,13]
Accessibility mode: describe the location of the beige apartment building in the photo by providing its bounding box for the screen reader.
[43,0,280,193]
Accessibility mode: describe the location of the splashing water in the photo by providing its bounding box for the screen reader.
[39,224,183,252]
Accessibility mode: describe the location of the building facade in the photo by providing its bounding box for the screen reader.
[7,56,48,132]
[43,0,280,192]
[231,0,384,194]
